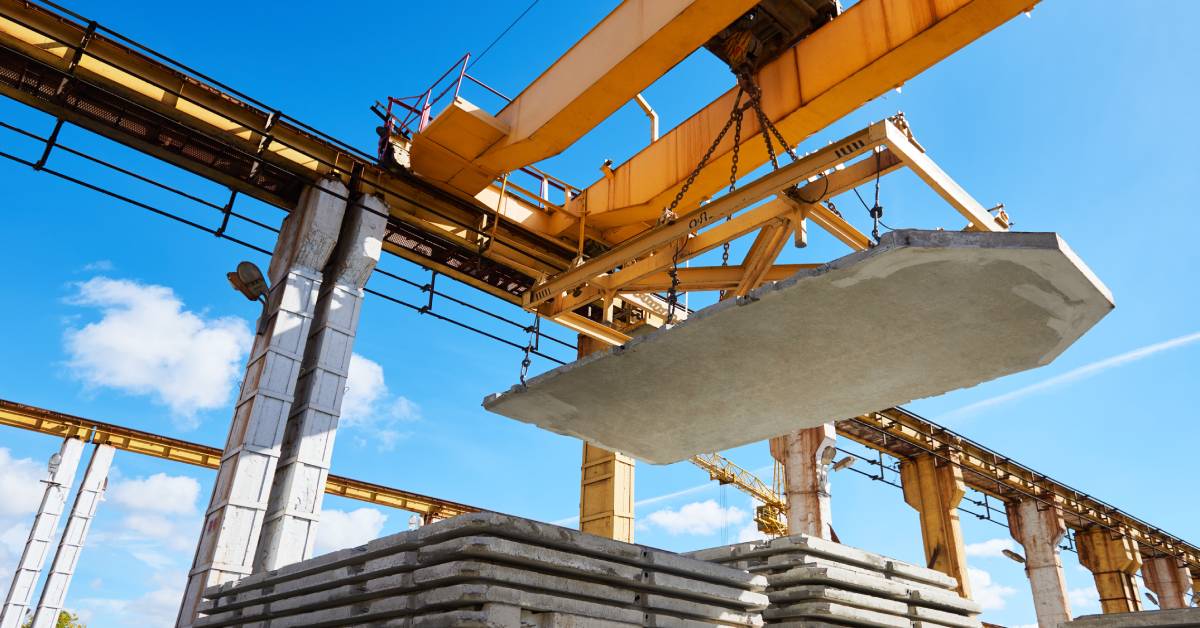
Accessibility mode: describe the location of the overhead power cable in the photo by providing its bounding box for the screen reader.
[468,0,541,70]
[0,117,573,367]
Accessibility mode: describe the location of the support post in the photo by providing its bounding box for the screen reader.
[0,438,85,628]
[30,444,115,628]
[899,452,972,599]
[577,335,634,543]
[177,178,348,627]
[1142,555,1192,610]
[1076,526,1143,614]
[254,193,387,571]
[1007,496,1072,628]
[769,423,835,539]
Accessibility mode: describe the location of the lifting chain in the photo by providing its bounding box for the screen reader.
[518,312,540,385]
[664,86,747,324]
[722,102,745,267]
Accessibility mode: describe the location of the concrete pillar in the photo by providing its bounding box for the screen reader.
[577,335,635,543]
[254,193,387,571]
[899,452,972,599]
[769,423,835,539]
[0,437,85,628]
[177,177,348,627]
[31,444,115,628]
[1142,555,1191,610]
[1076,526,1143,614]
[1007,496,1071,628]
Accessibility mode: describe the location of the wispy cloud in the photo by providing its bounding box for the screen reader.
[941,331,1200,421]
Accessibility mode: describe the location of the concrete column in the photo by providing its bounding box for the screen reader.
[31,444,115,628]
[577,335,635,543]
[254,193,387,571]
[1076,526,1143,614]
[1142,555,1191,610]
[769,423,835,539]
[177,178,347,628]
[0,437,85,628]
[899,452,972,599]
[1007,496,1071,628]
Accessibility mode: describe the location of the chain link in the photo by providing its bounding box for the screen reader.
[722,102,745,268]
[665,86,746,323]
[518,312,540,385]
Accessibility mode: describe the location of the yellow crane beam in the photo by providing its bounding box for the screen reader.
[581,0,1037,235]
[411,0,761,193]
[0,399,479,520]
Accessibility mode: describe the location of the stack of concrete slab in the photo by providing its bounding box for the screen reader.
[687,535,982,628]
[1066,608,1200,627]
[194,512,768,627]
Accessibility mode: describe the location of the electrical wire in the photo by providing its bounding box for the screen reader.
[468,0,541,70]
[0,118,574,367]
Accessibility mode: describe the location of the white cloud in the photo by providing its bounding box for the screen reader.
[0,448,50,595]
[314,507,388,555]
[943,331,1200,421]
[1069,584,1100,612]
[342,354,421,451]
[646,500,748,536]
[736,521,769,543]
[967,566,1017,611]
[81,260,114,272]
[109,473,200,515]
[0,448,46,517]
[64,276,252,427]
[966,538,1016,558]
[78,569,185,627]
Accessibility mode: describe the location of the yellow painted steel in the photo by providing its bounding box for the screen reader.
[839,409,1200,574]
[900,452,973,598]
[0,399,478,519]
[690,452,787,537]
[410,0,761,196]
[1077,526,1145,614]
[581,0,1038,232]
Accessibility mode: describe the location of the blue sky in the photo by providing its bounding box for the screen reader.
[0,1,1197,626]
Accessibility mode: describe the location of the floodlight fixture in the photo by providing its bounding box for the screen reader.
[227,261,269,302]
[833,456,857,472]
[47,452,62,476]
[227,261,271,335]
[820,446,837,466]
[1145,592,1159,607]
[1002,549,1026,564]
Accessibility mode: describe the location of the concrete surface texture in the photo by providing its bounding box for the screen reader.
[194,512,768,627]
[178,178,349,627]
[483,230,1114,463]
[1007,497,1072,627]
[690,532,982,627]
[1066,607,1200,627]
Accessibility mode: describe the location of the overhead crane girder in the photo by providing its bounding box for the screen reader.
[581,0,1039,236]
[408,0,763,195]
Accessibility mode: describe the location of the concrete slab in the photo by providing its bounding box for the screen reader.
[1066,607,1200,627]
[764,600,911,627]
[484,230,1113,463]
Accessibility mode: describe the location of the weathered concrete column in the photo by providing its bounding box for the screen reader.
[900,452,972,598]
[1007,496,1072,628]
[254,193,387,571]
[1142,555,1191,610]
[31,444,115,628]
[177,178,347,627]
[1076,526,1143,614]
[578,335,634,543]
[769,423,835,539]
[0,437,84,628]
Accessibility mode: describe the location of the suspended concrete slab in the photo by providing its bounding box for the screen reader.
[483,230,1113,464]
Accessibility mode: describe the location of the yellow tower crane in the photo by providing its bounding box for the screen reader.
[689,453,787,537]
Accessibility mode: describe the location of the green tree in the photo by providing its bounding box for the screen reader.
[21,610,85,628]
